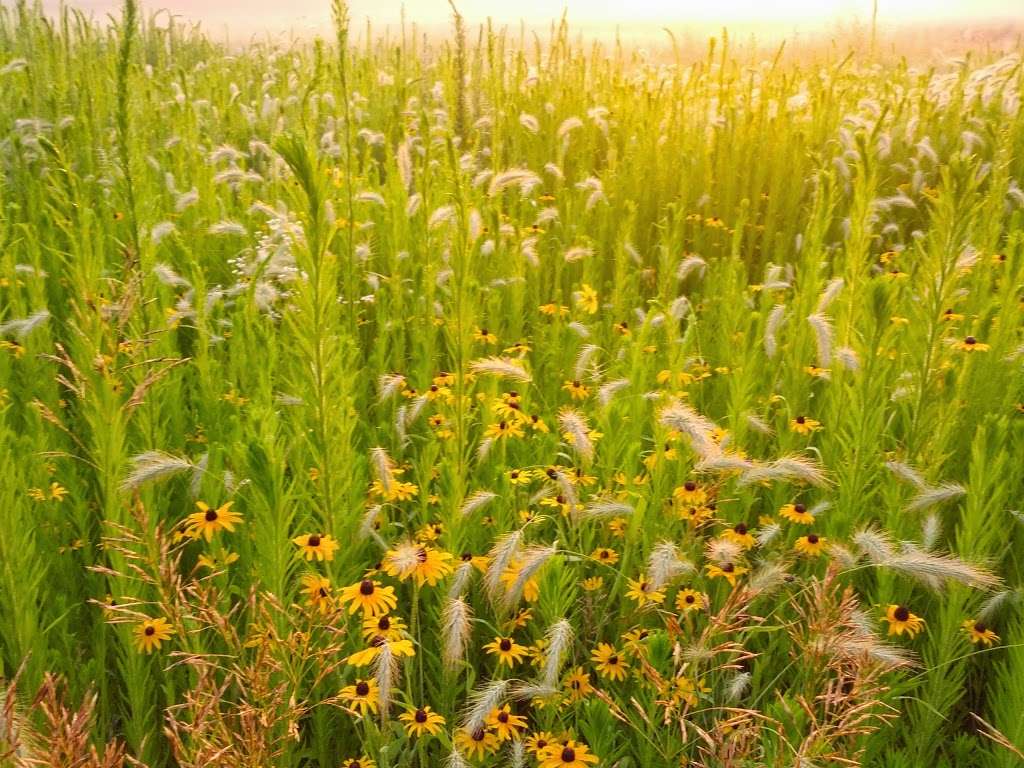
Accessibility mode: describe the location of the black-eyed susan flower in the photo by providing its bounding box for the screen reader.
[539,739,600,767]
[779,502,814,525]
[134,617,172,654]
[300,573,333,612]
[705,562,748,587]
[340,757,376,768]
[360,612,407,641]
[473,327,498,344]
[455,727,499,759]
[581,576,604,591]
[562,667,593,701]
[955,335,990,352]
[346,637,415,667]
[590,643,629,681]
[721,522,756,550]
[662,675,710,707]
[185,500,243,541]
[794,533,827,556]
[486,705,528,741]
[562,379,589,400]
[292,533,340,561]
[399,706,445,737]
[962,619,999,646]
[337,579,398,616]
[789,415,821,435]
[340,679,379,716]
[882,604,925,638]
[675,588,706,613]
[507,468,532,486]
[483,636,528,667]
[590,547,619,565]
[382,543,454,586]
[527,732,557,758]
[626,577,665,607]
[485,419,525,439]
[575,283,598,314]
[673,481,706,506]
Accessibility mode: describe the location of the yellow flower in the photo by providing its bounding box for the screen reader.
[789,415,821,435]
[705,562,748,587]
[507,468,532,486]
[361,612,407,641]
[675,588,706,613]
[590,643,629,681]
[562,667,593,701]
[527,732,558,757]
[346,637,415,667]
[382,543,454,586]
[485,419,525,440]
[720,522,756,550]
[625,577,665,607]
[399,706,445,737]
[955,335,990,352]
[134,617,173,654]
[673,481,706,506]
[539,739,600,767]
[581,576,604,591]
[590,547,619,565]
[562,379,589,400]
[794,533,827,556]
[779,502,815,525]
[301,574,334,612]
[337,579,398,616]
[340,758,375,768]
[340,678,379,716]
[962,619,999,646]
[486,705,528,741]
[575,283,599,314]
[185,501,243,541]
[292,533,340,561]
[882,604,925,638]
[474,327,498,344]
[455,727,499,759]
[539,303,569,317]
[483,636,529,667]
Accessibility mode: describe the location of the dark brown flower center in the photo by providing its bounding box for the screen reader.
[794,503,806,513]
[308,534,321,547]
[807,534,819,544]
[415,709,428,723]
[722,562,735,573]
[684,594,695,604]
[894,606,910,622]
[561,747,576,763]
[499,639,512,651]
[377,616,390,630]
[965,336,977,345]
[355,681,369,696]
[205,509,218,521]
[684,481,696,491]
[796,416,806,424]
[359,580,375,596]
[734,523,747,535]
[497,712,509,723]
[472,728,485,741]
[608,655,619,665]
[144,626,155,636]
[974,622,987,633]
[416,548,428,563]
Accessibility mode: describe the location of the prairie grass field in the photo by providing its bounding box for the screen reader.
[2,2,1024,766]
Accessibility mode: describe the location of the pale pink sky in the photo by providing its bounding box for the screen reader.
[40,0,1024,35]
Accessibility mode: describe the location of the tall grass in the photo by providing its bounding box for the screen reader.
[0,2,1023,766]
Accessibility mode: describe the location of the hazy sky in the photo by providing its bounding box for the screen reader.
[38,0,1024,34]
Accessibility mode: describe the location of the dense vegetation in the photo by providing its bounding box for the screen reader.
[1,2,1023,766]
